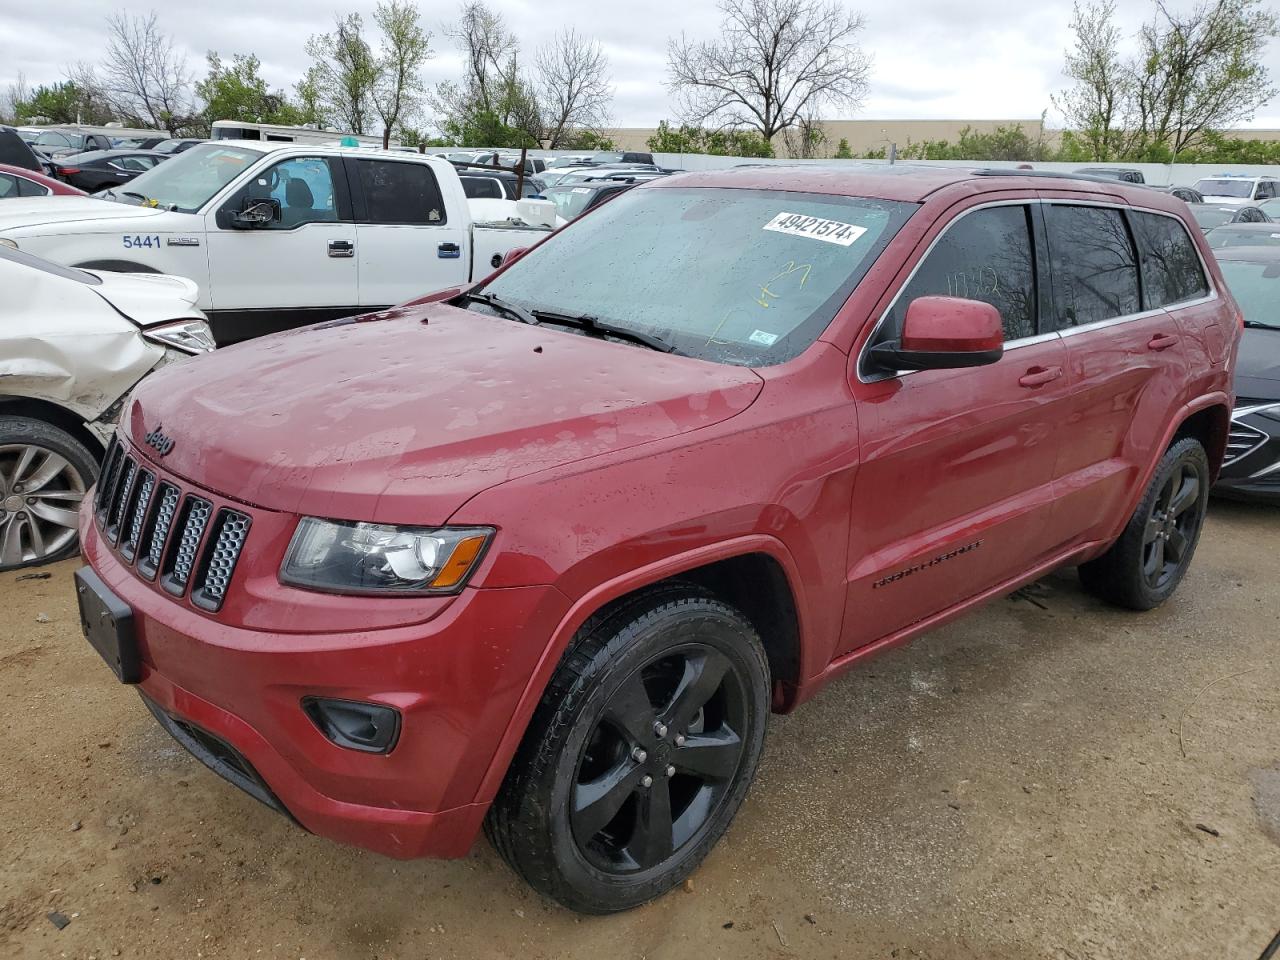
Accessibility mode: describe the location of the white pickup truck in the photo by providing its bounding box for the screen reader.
[0,141,554,343]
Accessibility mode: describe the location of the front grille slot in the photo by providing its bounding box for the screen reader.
[1224,422,1267,466]
[160,496,212,596]
[104,457,137,544]
[119,470,155,564]
[95,438,124,520]
[191,510,252,612]
[137,482,181,581]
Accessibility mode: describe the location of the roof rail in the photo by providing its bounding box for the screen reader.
[969,168,1136,186]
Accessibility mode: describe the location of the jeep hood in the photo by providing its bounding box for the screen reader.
[0,196,165,233]
[123,305,763,523]
[90,269,202,328]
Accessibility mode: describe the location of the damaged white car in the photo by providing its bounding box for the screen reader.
[1,245,214,569]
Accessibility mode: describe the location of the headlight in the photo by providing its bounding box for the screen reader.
[280,519,494,595]
[0,238,17,250]
[143,319,217,354]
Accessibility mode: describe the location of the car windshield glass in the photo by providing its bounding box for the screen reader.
[1212,227,1280,249]
[544,185,601,220]
[1195,178,1254,198]
[0,245,102,284]
[480,186,916,365]
[1217,259,1280,328]
[1193,207,1234,229]
[106,143,261,212]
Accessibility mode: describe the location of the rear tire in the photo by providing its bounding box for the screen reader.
[0,416,98,570]
[485,585,770,914]
[1078,437,1209,610]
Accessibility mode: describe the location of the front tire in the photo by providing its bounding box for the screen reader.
[485,585,770,914]
[0,416,98,570]
[1079,437,1209,610]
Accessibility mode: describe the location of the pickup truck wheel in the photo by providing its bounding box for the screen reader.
[0,416,97,570]
[1078,437,1209,610]
[485,586,770,913]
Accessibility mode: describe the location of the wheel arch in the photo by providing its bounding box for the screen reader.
[0,396,107,461]
[474,535,809,805]
[1172,401,1230,481]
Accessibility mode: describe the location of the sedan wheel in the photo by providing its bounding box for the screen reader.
[0,417,98,571]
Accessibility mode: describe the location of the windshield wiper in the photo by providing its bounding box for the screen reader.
[460,291,538,325]
[531,309,674,353]
[1243,319,1278,330]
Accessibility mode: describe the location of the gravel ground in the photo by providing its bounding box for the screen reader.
[1,499,1277,960]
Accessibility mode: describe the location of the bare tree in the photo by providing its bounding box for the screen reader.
[452,1,519,114]
[304,13,379,135]
[534,29,613,148]
[372,0,433,148]
[781,110,827,158]
[1131,0,1279,157]
[2,73,30,123]
[100,10,195,133]
[666,0,870,145]
[1052,1,1130,160]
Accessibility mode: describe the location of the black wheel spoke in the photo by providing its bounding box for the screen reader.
[661,649,730,731]
[603,672,658,745]
[673,728,742,781]
[1144,537,1165,580]
[572,760,643,839]
[626,778,674,870]
[1169,472,1199,517]
[1166,526,1188,563]
[1157,474,1177,513]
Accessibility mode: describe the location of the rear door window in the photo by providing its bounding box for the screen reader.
[355,159,446,224]
[1128,211,1209,307]
[1044,204,1140,328]
[883,204,1038,342]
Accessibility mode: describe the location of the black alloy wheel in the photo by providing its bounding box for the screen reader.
[486,586,770,913]
[1141,461,1203,590]
[571,643,748,873]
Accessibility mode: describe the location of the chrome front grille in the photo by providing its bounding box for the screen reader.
[95,436,253,614]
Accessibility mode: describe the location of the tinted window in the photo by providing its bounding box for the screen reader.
[0,173,17,198]
[1045,204,1139,327]
[885,205,1037,341]
[16,175,50,197]
[461,176,504,199]
[357,159,445,224]
[1129,211,1209,306]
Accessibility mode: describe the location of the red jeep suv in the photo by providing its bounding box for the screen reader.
[75,165,1239,913]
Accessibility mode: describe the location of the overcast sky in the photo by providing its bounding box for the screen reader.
[3,0,1280,130]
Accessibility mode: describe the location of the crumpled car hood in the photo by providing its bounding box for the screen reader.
[90,270,201,328]
[124,304,764,524]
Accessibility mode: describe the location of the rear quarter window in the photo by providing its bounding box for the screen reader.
[1128,211,1210,307]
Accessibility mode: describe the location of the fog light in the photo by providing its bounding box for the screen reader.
[303,698,401,754]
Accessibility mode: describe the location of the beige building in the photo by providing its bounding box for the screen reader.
[605,118,1280,158]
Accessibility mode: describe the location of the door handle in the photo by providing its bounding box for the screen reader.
[1018,365,1063,388]
[438,242,461,259]
[1148,333,1180,351]
[328,240,354,258]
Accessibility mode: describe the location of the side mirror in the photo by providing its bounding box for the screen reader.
[868,296,1004,372]
[231,197,281,228]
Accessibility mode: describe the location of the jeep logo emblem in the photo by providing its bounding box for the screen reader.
[144,426,175,456]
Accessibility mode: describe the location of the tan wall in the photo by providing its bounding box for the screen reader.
[605,120,1280,158]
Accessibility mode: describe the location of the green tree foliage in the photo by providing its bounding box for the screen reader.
[833,137,853,159]
[371,0,433,149]
[196,53,310,128]
[646,120,775,157]
[13,81,113,125]
[304,13,380,134]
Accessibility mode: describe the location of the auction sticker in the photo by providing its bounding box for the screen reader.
[763,212,867,246]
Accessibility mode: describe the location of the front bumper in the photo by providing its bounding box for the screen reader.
[79,506,569,860]
[1215,402,1280,503]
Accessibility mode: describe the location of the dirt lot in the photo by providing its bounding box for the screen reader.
[1,500,1278,960]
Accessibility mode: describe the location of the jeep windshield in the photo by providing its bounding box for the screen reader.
[476,186,916,365]
[106,143,262,213]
